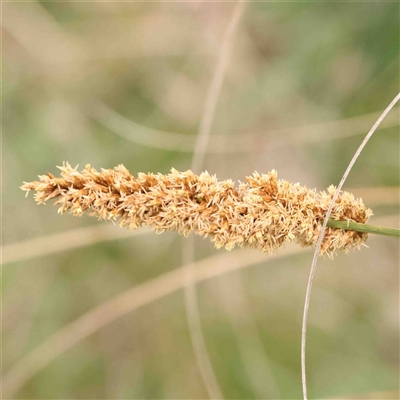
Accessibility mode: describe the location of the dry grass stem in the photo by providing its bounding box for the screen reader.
[88,101,399,154]
[22,164,372,257]
[183,3,246,398]
[2,224,149,266]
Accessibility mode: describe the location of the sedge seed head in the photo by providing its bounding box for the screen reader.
[21,163,373,257]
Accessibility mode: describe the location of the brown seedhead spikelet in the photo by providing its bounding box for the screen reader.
[21,163,373,257]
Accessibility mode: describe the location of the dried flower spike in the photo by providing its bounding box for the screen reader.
[21,163,373,257]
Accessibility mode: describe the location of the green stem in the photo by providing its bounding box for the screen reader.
[327,219,400,238]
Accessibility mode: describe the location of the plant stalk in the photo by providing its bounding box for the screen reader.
[327,219,400,238]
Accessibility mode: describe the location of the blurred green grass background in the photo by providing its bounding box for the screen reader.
[2,1,399,399]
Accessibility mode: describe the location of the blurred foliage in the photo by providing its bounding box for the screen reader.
[3,1,399,399]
